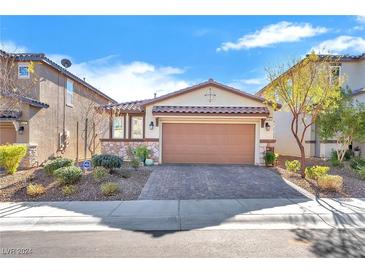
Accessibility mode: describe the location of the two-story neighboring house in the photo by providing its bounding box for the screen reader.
[257,54,365,159]
[0,50,116,167]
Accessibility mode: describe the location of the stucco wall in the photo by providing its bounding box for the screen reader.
[341,60,365,92]
[15,62,112,165]
[273,111,313,157]
[144,85,275,141]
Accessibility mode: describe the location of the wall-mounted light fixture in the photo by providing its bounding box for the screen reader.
[149,121,154,130]
[18,126,25,134]
[265,122,271,131]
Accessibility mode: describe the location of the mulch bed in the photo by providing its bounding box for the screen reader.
[271,155,365,198]
[0,166,153,202]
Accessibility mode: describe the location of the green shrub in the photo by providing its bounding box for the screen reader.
[100,182,120,196]
[264,151,277,166]
[0,144,27,174]
[54,166,82,185]
[62,185,77,196]
[358,167,365,180]
[130,158,141,170]
[44,158,73,175]
[92,166,109,182]
[317,175,343,192]
[285,160,301,173]
[92,154,123,170]
[305,165,330,180]
[350,157,365,171]
[116,168,132,178]
[135,145,150,163]
[26,183,46,197]
[344,150,354,161]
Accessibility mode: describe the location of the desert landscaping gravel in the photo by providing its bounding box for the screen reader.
[274,156,365,198]
[0,166,153,202]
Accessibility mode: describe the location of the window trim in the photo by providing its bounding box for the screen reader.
[129,114,144,139]
[112,116,125,139]
[18,63,30,79]
[66,79,74,107]
[329,65,341,86]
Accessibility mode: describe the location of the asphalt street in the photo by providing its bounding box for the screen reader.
[1,229,365,258]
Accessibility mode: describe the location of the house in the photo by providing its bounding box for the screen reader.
[0,50,116,167]
[257,53,365,159]
[97,79,277,165]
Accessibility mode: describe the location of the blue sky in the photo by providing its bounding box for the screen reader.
[1,16,365,102]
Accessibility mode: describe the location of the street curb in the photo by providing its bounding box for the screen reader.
[1,212,364,231]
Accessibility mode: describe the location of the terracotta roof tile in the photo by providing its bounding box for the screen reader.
[152,106,270,115]
[0,110,22,119]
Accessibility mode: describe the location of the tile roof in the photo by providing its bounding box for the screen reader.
[0,50,117,103]
[96,99,148,114]
[152,106,270,115]
[352,87,365,96]
[18,95,49,108]
[2,93,49,108]
[0,110,22,119]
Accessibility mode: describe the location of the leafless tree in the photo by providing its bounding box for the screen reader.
[0,50,40,111]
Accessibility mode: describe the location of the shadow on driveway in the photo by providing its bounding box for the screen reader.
[139,164,306,200]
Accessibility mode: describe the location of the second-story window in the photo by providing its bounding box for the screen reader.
[112,116,124,138]
[66,79,74,106]
[18,63,30,79]
[330,65,341,86]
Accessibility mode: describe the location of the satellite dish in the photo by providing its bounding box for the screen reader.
[61,58,72,68]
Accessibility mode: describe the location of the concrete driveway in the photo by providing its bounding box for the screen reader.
[138,164,306,200]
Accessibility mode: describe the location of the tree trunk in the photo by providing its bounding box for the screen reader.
[299,143,306,178]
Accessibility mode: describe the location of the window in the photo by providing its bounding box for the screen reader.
[131,116,143,139]
[112,116,124,138]
[66,79,74,106]
[18,63,30,79]
[330,65,341,86]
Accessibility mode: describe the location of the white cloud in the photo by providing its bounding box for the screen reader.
[312,35,365,54]
[0,40,28,53]
[228,77,267,93]
[356,16,365,24]
[48,54,190,102]
[217,21,328,52]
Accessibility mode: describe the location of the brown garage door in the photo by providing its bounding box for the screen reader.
[162,123,255,164]
[0,122,16,145]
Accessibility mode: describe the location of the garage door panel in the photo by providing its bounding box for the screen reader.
[162,123,255,164]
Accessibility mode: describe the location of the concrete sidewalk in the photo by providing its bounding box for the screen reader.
[1,198,365,231]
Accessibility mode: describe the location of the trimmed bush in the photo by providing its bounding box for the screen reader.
[100,182,120,196]
[26,183,46,197]
[130,158,141,170]
[92,154,123,170]
[317,175,343,192]
[350,157,365,171]
[285,160,301,173]
[54,166,82,185]
[0,144,27,174]
[358,167,365,180]
[264,151,277,166]
[93,166,109,182]
[305,165,330,180]
[62,185,77,196]
[135,145,150,163]
[44,158,73,175]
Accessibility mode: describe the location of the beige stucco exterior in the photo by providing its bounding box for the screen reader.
[0,60,114,166]
[103,83,276,165]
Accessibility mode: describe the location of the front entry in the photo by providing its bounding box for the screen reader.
[162,123,255,164]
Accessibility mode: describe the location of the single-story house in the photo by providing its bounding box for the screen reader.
[97,79,277,165]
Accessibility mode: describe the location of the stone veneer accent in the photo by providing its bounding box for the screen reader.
[101,141,160,163]
[20,144,38,168]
